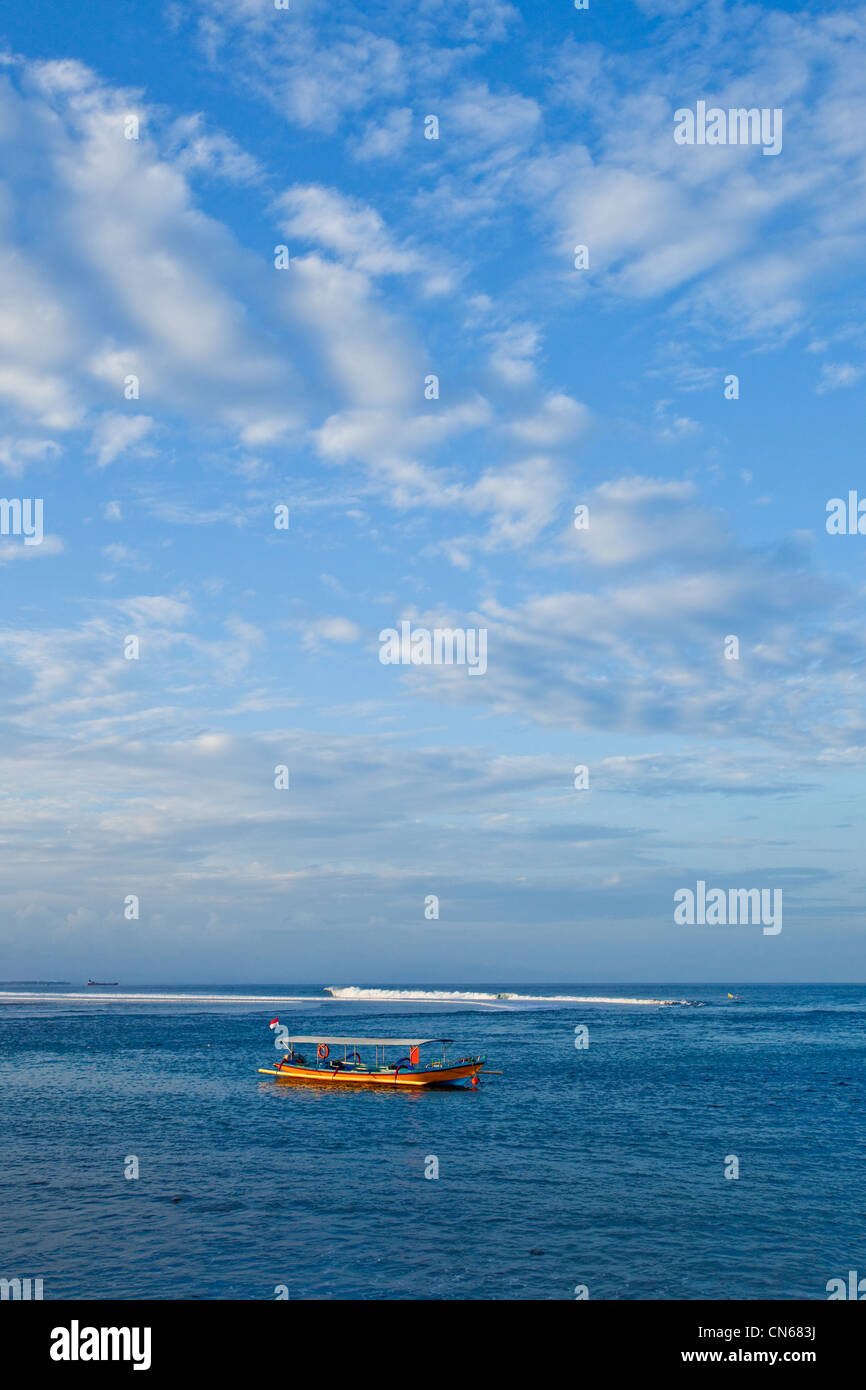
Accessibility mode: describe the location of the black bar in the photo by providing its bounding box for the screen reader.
[6,1299,858,1375]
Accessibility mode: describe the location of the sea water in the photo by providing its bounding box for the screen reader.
[0,984,862,1300]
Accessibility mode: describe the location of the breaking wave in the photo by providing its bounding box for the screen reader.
[324,987,702,1007]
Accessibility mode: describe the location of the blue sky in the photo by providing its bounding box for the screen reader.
[1,0,866,983]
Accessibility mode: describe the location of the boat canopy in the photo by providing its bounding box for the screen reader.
[275,1036,446,1047]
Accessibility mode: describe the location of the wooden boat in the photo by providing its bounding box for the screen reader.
[258,1034,486,1088]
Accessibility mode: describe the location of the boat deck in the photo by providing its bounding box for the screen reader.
[258,1058,485,1088]
[259,1030,486,1087]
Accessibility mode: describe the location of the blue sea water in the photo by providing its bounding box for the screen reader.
[0,983,863,1301]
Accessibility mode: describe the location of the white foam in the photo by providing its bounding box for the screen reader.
[324,987,695,1006]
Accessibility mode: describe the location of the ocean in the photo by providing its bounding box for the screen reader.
[0,983,862,1300]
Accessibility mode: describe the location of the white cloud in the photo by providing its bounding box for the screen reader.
[351,107,413,162]
[276,183,452,292]
[118,594,191,627]
[485,322,541,385]
[88,413,154,469]
[299,616,364,649]
[194,5,407,133]
[165,113,264,184]
[0,534,63,564]
[517,10,866,339]
[653,400,702,443]
[467,456,565,549]
[507,393,590,447]
[817,362,864,392]
[0,436,61,476]
[446,82,540,150]
[101,543,150,571]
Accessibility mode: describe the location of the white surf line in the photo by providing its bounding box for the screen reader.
[0,992,330,1005]
[325,987,694,1005]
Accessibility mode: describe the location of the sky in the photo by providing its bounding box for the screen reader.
[1,0,866,984]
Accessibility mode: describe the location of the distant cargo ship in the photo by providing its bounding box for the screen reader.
[86,979,119,986]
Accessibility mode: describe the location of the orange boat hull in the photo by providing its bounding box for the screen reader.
[258,1061,484,1088]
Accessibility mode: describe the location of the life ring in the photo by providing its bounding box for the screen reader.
[317,1043,330,1060]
